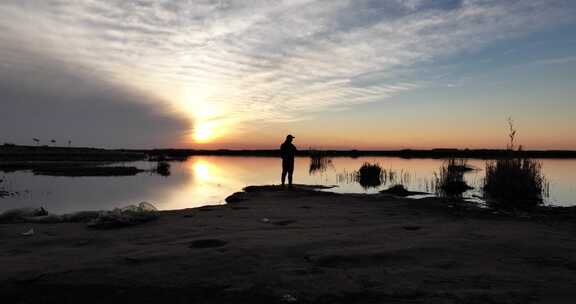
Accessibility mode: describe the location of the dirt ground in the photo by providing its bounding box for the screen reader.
[1,185,576,303]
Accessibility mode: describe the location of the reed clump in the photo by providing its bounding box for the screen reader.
[484,156,548,209]
[154,161,171,177]
[434,158,473,198]
[309,150,332,174]
[483,117,548,209]
[356,162,383,189]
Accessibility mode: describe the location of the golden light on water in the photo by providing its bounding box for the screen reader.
[193,161,211,180]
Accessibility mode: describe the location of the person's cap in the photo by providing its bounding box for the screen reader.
[286,134,295,139]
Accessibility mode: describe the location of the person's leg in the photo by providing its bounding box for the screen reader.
[281,159,288,186]
[287,161,294,186]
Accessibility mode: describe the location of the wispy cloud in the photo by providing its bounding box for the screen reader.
[1,0,575,144]
[530,56,576,66]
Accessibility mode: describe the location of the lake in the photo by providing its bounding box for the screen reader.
[1,156,576,213]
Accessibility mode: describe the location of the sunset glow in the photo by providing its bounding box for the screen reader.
[1,1,575,149]
[192,123,213,143]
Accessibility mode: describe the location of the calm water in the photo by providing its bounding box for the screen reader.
[1,156,576,213]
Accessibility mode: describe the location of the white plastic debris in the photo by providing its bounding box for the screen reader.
[87,202,158,229]
[281,294,298,303]
[21,228,35,236]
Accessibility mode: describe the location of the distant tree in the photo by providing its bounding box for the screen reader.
[68,140,72,147]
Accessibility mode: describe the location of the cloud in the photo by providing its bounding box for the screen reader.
[1,0,575,144]
[530,56,576,66]
[0,43,190,148]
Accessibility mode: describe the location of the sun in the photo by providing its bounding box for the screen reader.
[193,123,213,143]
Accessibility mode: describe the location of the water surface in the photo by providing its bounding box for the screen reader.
[1,156,575,213]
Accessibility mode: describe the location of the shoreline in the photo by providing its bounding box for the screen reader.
[2,185,576,303]
[4,144,576,160]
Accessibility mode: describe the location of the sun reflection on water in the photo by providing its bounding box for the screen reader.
[193,161,211,181]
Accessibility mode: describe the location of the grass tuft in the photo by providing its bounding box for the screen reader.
[356,162,383,189]
[482,117,549,209]
[434,158,473,198]
[483,156,548,209]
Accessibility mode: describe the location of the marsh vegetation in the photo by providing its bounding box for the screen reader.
[356,162,384,189]
[434,158,474,198]
[337,163,433,192]
[0,161,146,177]
[153,161,171,177]
[308,150,333,174]
[483,157,549,209]
[482,118,549,209]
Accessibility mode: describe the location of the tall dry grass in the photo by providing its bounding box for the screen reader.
[309,150,332,174]
[484,157,548,209]
[483,117,548,209]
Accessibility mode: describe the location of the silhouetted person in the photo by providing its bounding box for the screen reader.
[280,134,297,187]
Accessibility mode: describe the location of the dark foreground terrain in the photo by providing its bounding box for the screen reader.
[1,186,576,303]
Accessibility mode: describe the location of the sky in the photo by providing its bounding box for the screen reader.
[1,0,575,150]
